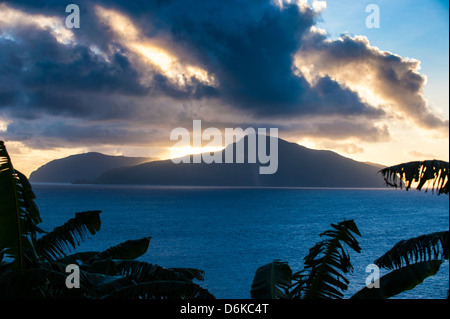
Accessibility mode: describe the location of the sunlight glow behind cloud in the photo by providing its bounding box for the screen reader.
[95,6,216,88]
[0,4,74,45]
[294,34,448,133]
[168,145,225,160]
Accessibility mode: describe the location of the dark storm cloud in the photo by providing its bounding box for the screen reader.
[0,1,218,119]
[305,75,383,118]
[1,0,380,120]
[0,0,445,151]
[0,25,218,124]
[0,23,143,118]
[116,0,380,117]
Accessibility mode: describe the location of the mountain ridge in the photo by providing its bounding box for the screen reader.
[85,136,386,187]
[29,152,152,183]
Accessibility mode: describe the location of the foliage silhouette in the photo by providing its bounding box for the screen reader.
[251,219,363,299]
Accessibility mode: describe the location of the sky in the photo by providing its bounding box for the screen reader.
[0,0,448,177]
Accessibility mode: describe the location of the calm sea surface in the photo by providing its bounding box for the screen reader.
[32,184,449,299]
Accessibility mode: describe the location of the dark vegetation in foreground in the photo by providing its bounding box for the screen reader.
[0,141,448,299]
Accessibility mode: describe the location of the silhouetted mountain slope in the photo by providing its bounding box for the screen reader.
[29,152,152,183]
[89,136,386,187]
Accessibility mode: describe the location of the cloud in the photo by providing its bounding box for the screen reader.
[281,118,390,143]
[295,33,449,133]
[3,119,166,149]
[408,150,438,159]
[319,141,365,155]
[312,119,390,142]
[0,3,75,44]
[0,15,146,120]
[133,0,379,118]
[0,0,447,155]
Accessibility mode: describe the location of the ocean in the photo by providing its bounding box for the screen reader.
[32,184,449,299]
